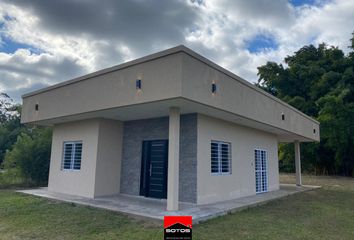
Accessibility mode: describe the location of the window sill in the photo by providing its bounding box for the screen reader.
[61,169,81,172]
[211,173,231,176]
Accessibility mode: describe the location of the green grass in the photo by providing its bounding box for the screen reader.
[0,174,354,239]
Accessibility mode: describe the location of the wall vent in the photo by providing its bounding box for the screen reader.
[136,79,142,90]
[211,83,217,94]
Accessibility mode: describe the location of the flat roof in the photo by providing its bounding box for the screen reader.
[22,45,319,124]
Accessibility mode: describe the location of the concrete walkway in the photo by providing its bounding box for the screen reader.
[18,184,320,224]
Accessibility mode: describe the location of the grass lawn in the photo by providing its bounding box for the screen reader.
[0,174,354,240]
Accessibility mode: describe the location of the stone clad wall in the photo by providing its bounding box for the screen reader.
[120,114,197,203]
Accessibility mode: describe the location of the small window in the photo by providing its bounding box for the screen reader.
[35,104,39,111]
[281,113,285,120]
[62,141,82,170]
[211,141,231,175]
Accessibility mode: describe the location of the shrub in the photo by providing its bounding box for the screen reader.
[0,168,27,189]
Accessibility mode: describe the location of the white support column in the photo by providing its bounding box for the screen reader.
[167,107,180,211]
[294,140,302,186]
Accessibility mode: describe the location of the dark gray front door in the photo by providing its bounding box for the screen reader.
[140,140,168,199]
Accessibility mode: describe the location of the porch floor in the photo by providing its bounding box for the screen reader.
[18,184,320,224]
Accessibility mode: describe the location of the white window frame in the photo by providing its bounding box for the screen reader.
[255,149,268,193]
[61,141,82,171]
[211,140,232,175]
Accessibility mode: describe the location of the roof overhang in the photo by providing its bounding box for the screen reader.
[29,97,314,143]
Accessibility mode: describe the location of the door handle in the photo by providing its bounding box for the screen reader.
[149,163,152,177]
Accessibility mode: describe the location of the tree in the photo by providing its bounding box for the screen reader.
[0,93,18,122]
[0,93,24,165]
[3,127,52,185]
[0,92,52,186]
[257,33,354,176]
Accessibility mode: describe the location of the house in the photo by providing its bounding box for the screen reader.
[21,45,320,211]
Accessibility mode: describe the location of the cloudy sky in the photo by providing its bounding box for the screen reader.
[0,0,353,102]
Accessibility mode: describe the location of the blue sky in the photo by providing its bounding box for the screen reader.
[289,0,317,6]
[0,36,42,54]
[0,0,352,102]
[246,34,279,53]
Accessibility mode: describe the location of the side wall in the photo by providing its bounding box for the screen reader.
[48,119,100,198]
[120,114,197,203]
[181,52,319,141]
[94,119,123,197]
[197,114,279,205]
[48,118,123,198]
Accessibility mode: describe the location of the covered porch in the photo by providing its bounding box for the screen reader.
[41,98,311,211]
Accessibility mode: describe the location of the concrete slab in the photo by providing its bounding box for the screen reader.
[18,184,320,224]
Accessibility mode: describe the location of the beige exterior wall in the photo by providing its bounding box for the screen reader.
[48,119,100,198]
[197,114,279,205]
[48,118,123,198]
[94,119,123,197]
[21,53,183,123]
[181,52,319,141]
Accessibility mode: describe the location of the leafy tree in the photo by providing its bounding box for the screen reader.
[0,92,52,186]
[257,33,354,176]
[3,127,52,185]
[0,93,18,122]
[0,93,24,165]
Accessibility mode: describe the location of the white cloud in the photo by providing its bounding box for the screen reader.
[0,0,353,102]
[291,0,354,52]
[186,0,354,81]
